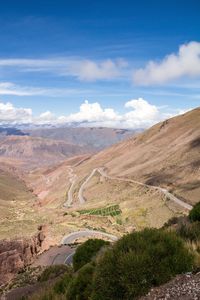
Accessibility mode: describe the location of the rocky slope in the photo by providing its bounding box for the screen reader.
[141,272,200,300]
[0,226,48,286]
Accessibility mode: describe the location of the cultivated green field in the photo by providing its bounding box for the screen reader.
[78,204,121,217]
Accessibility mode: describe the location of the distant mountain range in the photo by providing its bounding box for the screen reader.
[0,126,137,169]
[25,127,137,150]
[0,127,27,137]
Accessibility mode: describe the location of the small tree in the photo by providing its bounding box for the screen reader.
[189,202,200,222]
[67,263,95,300]
[73,239,109,271]
[91,228,194,300]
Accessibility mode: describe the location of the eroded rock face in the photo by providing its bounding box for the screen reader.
[0,225,47,286]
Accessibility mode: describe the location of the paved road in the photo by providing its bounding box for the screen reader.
[159,188,193,210]
[65,164,192,211]
[61,230,118,245]
[64,251,76,265]
[33,245,74,267]
[78,168,98,204]
[97,168,193,211]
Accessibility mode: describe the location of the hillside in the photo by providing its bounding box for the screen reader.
[0,168,42,239]
[0,108,199,245]
[0,136,89,169]
[20,108,200,238]
[74,107,200,205]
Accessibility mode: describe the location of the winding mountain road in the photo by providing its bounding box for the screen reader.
[63,167,77,207]
[78,168,98,204]
[64,164,192,211]
[78,167,193,211]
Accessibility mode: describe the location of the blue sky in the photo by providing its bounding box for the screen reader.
[0,0,200,128]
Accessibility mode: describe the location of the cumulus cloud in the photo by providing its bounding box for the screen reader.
[62,100,120,123]
[133,41,200,85]
[0,58,127,82]
[0,101,32,124]
[125,98,158,119]
[0,98,185,129]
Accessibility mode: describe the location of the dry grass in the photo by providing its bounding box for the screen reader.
[72,173,185,230]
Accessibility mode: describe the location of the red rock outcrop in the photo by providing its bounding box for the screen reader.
[0,225,47,286]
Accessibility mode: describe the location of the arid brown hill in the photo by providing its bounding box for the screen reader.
[0,136,89,168]
[75,107,200,204]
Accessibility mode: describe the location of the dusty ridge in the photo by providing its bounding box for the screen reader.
[74,108,200,205]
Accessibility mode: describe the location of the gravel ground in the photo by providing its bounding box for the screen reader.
[141,272,200,300]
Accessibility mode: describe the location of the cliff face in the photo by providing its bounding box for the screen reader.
[0,226,47,286]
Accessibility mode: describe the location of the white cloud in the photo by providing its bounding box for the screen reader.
[133,41,200,85]
[68,59,127,81]
[0,98,185,129]
[62,100,120,123]
[0,82,91,97]
[0,101,32,124]
[35,111,56,124]
[0,58,127,81]
[125,98,158,119]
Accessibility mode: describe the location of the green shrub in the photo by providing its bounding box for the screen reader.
[67,263,95,300]
[91,228,193,300]
[163,216,180,228]
[53,272,71,294]
[38,265,69,282]
[73,239,109,271]
[177,221,200,242]
[189,202,200,222]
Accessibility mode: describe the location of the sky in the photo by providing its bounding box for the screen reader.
[0,0,200,128]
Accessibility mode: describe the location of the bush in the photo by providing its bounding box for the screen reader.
[38,265,69,282]
[189,202,200,222]
[53,272,71,294]
[163,216,180,228]
[73,239,109,271]
[91,228,193,300]
[67,263,95,300]
[177,221,200,242]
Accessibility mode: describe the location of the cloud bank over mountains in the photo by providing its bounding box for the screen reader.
[0,98,185,129]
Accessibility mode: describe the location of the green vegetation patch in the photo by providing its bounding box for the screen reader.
[78,204,121,217]
[67,262,95,300]
[92,228,193,300]
[189,201,200,222]
[24,228,196,300]
[38,265,69,282]
[73,239,109,271]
